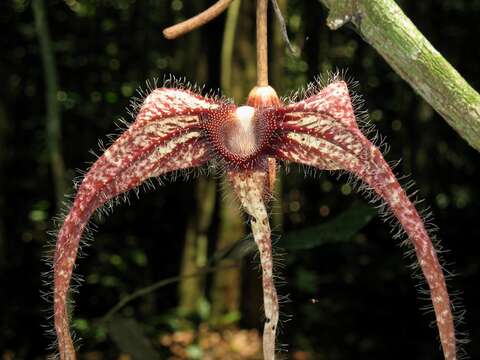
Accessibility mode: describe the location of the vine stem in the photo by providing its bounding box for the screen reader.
[318,0,480,152]
[163,0,233,39]
[256,0,269,86]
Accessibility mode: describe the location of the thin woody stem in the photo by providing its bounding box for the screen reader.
[163,0,233,39]
[164,0,270,86]
[256,0,269,86]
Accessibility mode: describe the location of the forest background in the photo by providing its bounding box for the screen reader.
[1,0,480,359]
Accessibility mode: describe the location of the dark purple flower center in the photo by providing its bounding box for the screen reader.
[201,104,281,167]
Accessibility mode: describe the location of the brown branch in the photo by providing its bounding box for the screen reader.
[163,0,234,39]
[256,0,269,86]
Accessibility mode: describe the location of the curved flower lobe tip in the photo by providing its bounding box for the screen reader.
[275,80,458,359]
[52,77,459,360]
[52,87,222,360]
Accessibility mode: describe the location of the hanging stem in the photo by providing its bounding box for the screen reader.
[163,0,234,39]
[228,169,278,360]
[256,0,269,86]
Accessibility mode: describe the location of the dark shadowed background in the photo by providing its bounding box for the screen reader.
[1,0,479,359]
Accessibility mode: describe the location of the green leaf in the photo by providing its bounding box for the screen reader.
[280,202,376,250]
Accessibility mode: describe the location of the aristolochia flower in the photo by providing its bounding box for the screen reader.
[52,77,457,360]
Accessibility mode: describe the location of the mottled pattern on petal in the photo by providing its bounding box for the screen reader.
[284,81,357,128]
[139,88,220,120]
[53,88,218,360]
[276,83,457,360]
[52,78,460,360]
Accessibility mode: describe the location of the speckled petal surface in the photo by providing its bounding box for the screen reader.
[275,81,456,360]
[53,88,218,360]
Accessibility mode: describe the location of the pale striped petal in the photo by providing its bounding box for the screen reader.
[53,88,218,360]
[276,90,457,360]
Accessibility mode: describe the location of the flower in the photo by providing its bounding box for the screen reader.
[52,77,456,360]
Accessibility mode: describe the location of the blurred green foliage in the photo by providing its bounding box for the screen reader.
[1,0,479,359]
[281,202,376,250]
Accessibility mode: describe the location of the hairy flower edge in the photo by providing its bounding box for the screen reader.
[50,79,460,360]
[275,80,457,360]
[52,88,220,360]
